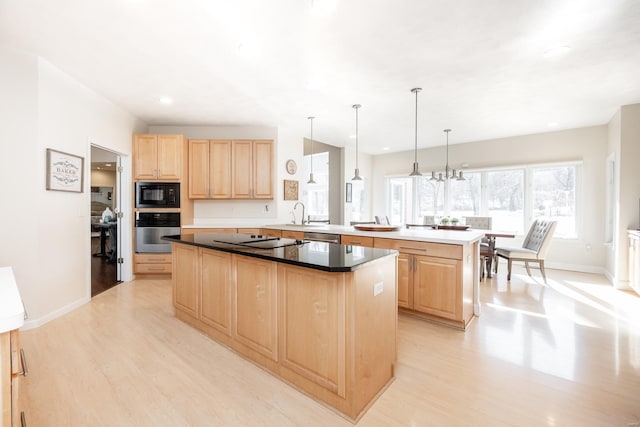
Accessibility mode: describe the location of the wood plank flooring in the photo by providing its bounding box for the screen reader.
[19,264,640,426]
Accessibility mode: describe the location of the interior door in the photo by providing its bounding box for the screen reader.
[115,155,123,281]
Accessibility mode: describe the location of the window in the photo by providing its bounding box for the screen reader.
[386,162,579,237]
[305,152,329,219]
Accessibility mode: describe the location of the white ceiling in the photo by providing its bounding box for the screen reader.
[1,0,639,154]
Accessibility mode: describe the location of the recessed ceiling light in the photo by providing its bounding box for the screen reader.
[548,122,559,127]
[105,163,112,167]
[159,96,173,105]
[382,147,390,151]
[543,45,571,58]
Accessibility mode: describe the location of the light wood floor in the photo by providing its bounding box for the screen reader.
[20,264,640,426]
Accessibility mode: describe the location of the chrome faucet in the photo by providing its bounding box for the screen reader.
[293,202,306,225]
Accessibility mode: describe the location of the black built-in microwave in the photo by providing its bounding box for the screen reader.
[135,182,180,208]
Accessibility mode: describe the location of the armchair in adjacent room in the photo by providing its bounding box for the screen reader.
[495,218,557,283]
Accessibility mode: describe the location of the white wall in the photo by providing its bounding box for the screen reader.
[371,126,608,273]
[343,144,373,223]
[609,104,640,286]
[0,48,146,328]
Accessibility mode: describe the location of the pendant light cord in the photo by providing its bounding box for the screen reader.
[414,89,418,163]
[355,105,359,170]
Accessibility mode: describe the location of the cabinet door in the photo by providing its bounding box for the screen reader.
[397,253,413,308]
[133,135,158,180]
[1,332,10,427]
[188,139,210,199]
[200,249,233,335]
[156,135,182,180]
[278,264,346,396]
[210,140,232,198]
[233,255,277,360]
[232,140,253,198]
[173,243,199,316]
[413,256,461,320]
[253,140,273,199]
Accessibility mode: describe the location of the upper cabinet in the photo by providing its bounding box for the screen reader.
[134,134,183,181]
[189,139,273,200]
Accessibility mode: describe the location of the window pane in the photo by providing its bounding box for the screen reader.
[487,169,524,234]
[449,172,481,221]
[416,177,444,221]
[388,177,412,224]
[305,152,329,219]
[532,165,576,238]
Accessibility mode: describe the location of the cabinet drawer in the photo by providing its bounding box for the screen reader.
[134,263,172,274]
[237,228,261,235]
[341,235,374,247]
[281,230,304,240]
[134,254,172,264]
[374,238,462,259]
[262,229,282,237]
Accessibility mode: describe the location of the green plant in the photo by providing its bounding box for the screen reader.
[450,217,460,224]
[440,217,450,224]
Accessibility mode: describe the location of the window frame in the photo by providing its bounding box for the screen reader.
[385,160,581,239]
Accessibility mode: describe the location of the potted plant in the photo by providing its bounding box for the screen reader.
[450,217,460,225]
[440,217,450,225]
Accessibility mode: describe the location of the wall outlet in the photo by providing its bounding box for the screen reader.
[373,281,383,296]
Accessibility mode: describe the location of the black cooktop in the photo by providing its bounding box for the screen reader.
[210,234,306,249]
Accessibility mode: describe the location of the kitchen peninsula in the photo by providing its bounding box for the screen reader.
[164,233,398,422]
[183,224,485,330]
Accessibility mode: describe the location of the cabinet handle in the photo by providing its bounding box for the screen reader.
[21,411,26,427]
[413,256,418,272]
[400,246,427,252]
[20,348,28,376]
[148,266,165,271]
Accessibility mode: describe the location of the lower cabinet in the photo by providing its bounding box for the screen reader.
[629,231,640,296]
[374,237,472,329]
[171,244,397,421]
[134,253,172,274]
[233,256,278,361]
[1,329,26,427]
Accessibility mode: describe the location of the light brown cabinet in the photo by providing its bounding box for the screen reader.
[133,134,183,181]
[171,243,397,421]
[1,329,25,427]
[233,255,278,361]
[628,231,640,296]
[188,139,273,200]
[375,237,471,328]
[200,249,233,335]
[133,253,173,274]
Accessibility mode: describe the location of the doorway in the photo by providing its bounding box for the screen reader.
[90,146,121,296]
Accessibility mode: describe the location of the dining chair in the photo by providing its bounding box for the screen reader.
[495,218,557,283]
[464,216,494,279]
[375,215,390,225]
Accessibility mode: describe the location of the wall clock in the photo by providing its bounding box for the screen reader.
[286,159,297,175]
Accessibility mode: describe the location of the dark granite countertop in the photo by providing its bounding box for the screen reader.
[162,233,397,272]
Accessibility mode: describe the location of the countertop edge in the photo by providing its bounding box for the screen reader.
[0,267,25,333]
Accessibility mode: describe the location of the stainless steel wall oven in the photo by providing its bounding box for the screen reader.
[135,212,181,253]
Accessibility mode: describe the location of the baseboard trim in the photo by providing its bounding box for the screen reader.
[494,259,606,276]
[21,295,91,330]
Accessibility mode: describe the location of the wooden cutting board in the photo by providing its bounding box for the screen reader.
[353,224,402,232]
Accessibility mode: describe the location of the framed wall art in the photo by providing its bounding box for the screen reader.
[46,148,84,193]
[284,179,299,201]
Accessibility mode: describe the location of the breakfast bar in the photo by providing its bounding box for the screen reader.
[163,233,398,422]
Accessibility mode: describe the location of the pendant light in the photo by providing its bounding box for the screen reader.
[307,116,316,184]
[431,129,464,181]
[352,104,363,181]
[409,88,422,176]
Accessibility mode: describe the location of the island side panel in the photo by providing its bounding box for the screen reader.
[349,254,397,418]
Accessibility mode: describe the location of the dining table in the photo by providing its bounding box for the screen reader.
[483,231,517,278]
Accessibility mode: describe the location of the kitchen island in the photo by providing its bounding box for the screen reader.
[183,224,485,329]
[163,233,398,422]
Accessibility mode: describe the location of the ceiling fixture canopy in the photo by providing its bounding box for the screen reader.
[430,129,465,181]
[307,116,316,184]
[352,104,362,181]
[409,88,422,176]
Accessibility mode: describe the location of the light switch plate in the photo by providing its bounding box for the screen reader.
[373,281,383,296]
